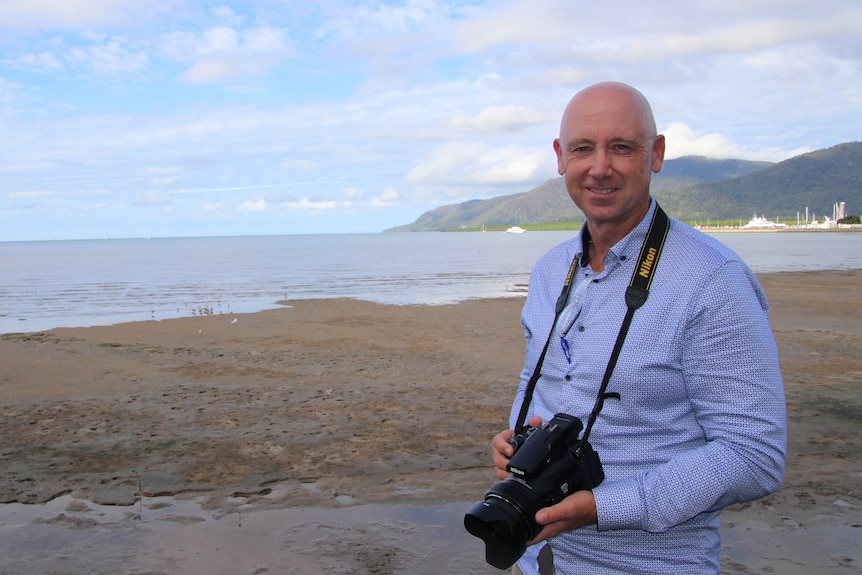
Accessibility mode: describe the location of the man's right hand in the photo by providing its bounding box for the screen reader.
[491,416,543,480]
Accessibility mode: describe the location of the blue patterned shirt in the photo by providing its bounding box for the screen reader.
[510,200,787,575]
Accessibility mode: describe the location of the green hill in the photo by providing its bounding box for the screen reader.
[386,142,861,231]
[656,142,862,221]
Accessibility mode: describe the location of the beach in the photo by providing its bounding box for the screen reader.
[0,270,859,574]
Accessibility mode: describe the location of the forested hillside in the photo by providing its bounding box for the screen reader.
[387,142,860,231]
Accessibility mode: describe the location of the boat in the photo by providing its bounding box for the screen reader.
[808,216,838,229]
[505,226,527,234]
[742,216,787,229]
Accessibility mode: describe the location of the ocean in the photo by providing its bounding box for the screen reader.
[2,231,861,333]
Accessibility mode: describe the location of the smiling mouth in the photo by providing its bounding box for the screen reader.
[588,188,617,195]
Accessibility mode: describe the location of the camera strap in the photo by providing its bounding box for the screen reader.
[514,204,670,438]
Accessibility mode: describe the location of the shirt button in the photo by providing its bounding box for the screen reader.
[578,325,585,332]
[565,375,572,381]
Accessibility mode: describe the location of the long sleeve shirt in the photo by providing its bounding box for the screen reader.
[510,199,787,575]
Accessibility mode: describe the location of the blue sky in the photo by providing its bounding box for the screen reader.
[1,0,860,240]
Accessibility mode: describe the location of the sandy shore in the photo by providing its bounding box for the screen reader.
[0,271,859,574]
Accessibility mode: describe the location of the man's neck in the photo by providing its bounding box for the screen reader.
[584,227,625,273]
[583,200,652,273]
[586,242,607,273]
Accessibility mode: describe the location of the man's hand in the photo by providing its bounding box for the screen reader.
[491,416,542,480]
[528,490,598,545]
[491,418,599,543]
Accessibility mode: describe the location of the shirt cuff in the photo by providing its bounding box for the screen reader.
[593,476,645,531]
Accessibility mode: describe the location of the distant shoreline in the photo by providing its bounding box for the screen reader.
[696,225,862,233]
[445,225,862,233]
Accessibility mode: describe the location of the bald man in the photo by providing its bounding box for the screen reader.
[490,83,786,574]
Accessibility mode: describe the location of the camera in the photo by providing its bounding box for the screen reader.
[464,413,604,570]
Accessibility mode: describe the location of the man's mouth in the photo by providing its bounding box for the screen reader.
[588,188,617,195]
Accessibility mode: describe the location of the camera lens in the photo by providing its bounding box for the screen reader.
[463,481,537,569]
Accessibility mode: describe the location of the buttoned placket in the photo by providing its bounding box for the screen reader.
[560,252,631,381]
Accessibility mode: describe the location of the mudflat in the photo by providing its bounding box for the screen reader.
[0,270,859,574]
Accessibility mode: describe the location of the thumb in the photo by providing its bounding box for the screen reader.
[536,491,598,529]
[535,503,559,526]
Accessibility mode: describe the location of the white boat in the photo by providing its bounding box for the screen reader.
[808,216,838,229]
[742,216,787,229]
[505,226,527,234]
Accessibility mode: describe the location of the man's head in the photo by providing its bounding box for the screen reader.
[554,82,665,240]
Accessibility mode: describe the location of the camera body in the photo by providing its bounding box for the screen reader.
[464,413,604,570]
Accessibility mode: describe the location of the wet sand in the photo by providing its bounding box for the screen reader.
[0,271,859,574]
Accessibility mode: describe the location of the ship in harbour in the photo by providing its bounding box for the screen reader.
[742,215,788,229]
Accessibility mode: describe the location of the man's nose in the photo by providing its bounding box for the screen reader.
[588,149,613,178]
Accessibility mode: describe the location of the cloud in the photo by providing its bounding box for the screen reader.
[67,37,149,75]
[166,25,294,84]
[284,198,338,212]
[316,0,455,41]
[145,166,181,174]
[6,51,63,72]
[239,198,267,211]
[5,34,149,78]
[179,56,262,83]
[7,190,53,199]
[145,166,180,187]
[264,192,343,212]
[210,5,244,27]
[406,142,549,188]
[662,123,739,160]
[0,0,859,240]
[201,200,228,212]
[310,0,473,86]
[452,0,862,57]
[0,77,26,103]
[0,0,180,30]
[439,0,862,106]
[371,188,399,207]
[135,191,173,205]
[281,160,319,170]
[264,187,397,211]
[662,122,811,162]
[450,106,550,134]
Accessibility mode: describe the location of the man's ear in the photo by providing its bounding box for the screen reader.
[554,139,565,175]
[651,134,666,174]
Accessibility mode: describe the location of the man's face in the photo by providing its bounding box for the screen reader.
[554,87,665,236]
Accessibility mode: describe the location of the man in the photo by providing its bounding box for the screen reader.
[492,82,787,574]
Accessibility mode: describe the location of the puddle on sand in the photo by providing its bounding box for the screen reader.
[0,490,857,574]
[0,490,500,575]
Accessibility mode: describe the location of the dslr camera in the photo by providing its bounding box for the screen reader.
[464,413,604,570]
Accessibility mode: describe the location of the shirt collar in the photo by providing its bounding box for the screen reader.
[576,198,657,271]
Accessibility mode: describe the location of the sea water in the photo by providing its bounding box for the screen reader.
[1,231,861,333]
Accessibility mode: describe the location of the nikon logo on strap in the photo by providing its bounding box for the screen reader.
[638,246,658,280]
[629,204,670,301]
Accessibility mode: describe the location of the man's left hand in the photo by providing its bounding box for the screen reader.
[528,490,598,545]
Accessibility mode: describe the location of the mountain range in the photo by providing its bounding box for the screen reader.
[386,142,862,231]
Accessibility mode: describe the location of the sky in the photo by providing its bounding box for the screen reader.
[1,0,860,240]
